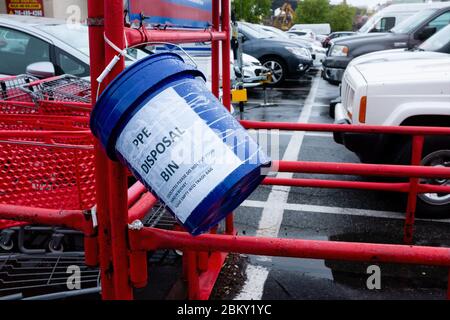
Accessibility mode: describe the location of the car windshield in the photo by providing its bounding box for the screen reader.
[358,12,382,33]
[419,23,450,51]
[36,24,148,61]
[264,27,289,39]
[391,8,438,34]
[239,23,270,39]
[37,24,90,55]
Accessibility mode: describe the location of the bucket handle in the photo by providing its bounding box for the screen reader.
[97,36,201,99]
[129,41,199,69]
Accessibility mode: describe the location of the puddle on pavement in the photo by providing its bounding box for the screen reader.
[243,232,448,292]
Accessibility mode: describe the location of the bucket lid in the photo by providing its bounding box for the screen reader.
[90,52,205,159]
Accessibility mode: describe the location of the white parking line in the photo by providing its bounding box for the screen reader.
[305,132,333,138]
[235,74,321,301]
[248,129,333,138]
[241,200,450,224]
[234,265,269,300]
[246,101,307,106]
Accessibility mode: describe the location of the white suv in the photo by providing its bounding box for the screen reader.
[334,25,450,218]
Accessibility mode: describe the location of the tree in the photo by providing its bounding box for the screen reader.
[328,3,356,31]
[232,0,273,23]
[294,0,330,24]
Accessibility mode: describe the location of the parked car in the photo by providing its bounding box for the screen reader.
[323,32,356,48]
[357,3,442,35]
[0,14,150,78]
[329,23,450,119]
[287,29,317,41]
[256,24,326,69]
[0,14,266,92]
[154,43,269,89]
[290,23,331,36]
[322,3,450,84]
[333,26,450,218]
[237,22,313,85]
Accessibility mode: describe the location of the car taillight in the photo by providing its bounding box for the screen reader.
[359,96,367,123]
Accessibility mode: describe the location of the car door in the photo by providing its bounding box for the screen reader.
[410,10,450,47]
[0,26,52,77]
[238,31,256,57]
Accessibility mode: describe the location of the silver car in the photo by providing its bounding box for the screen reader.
[0,14,152,78]
[0,14,268,89]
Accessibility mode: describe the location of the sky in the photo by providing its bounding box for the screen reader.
[330,0,389,9]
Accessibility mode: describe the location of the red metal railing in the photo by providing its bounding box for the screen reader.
[88,0,450,300]
[241,121,450,244]
[1,0,449,301]
[85,0,238,300]
[124,121,450,299]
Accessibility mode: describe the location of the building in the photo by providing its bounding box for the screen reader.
[0,0,88,21]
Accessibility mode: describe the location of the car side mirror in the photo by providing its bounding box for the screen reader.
[416,26,437,41]
[26,62,55,79]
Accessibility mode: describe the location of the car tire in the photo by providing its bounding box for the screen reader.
[329,105,335,119]
[326,79,341,86]
[329,101,338,119]
[260,57,287,86]
[396,136,450,218]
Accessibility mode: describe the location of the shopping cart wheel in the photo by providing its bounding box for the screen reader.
[0,229,15,251]
[48,233,64,253]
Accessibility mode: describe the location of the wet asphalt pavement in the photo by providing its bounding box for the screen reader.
[228,71,450,300]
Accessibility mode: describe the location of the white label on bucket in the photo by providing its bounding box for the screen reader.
[116,86,242,223]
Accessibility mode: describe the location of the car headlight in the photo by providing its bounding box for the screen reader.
[330,45,349,57]
[285,46,311,59]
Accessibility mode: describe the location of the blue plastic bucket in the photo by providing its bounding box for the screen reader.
[90,53,271,235]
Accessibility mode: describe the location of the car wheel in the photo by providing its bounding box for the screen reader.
[417,148,450,218]
[261,57,287,86]
[396,136,450,218]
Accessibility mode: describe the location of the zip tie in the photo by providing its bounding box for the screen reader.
[128,220,144,231]
[97,33,137,84]
[96,55,121,84]
[90,206,98,228]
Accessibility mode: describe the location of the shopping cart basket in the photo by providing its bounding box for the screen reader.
[0,75,92,116]
[0,130,95,211]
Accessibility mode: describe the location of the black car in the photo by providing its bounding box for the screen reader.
[322,31,356,48]
[322,5,450,85]
[238,22,313,86]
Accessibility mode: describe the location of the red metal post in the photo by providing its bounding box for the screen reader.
[275,160,450,179]
[0,205,87,231]
[128,192,158,223]
[87,0,115,300]
[129,250,148,288]
[240,120,450,136]
[130,228,450,267]
[264,178,411,192]
[103,0,133,300]
[125,28,227,47]
[211,0,220,97]
[185,251,200,299]
[404,135,424,244]
[220,0,235,236]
